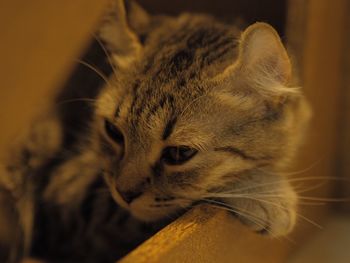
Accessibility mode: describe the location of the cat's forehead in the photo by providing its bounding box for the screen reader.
[119,80,254,140]
[122,79,201,137]
[121,16,240,119]
[140,14,239,81]
[99,15,244,141]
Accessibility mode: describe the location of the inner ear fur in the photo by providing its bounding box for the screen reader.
[215,22,300,100]
[97,0,150,68]
[238,22,292,85]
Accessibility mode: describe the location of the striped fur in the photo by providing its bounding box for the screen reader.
[0,1,310,262]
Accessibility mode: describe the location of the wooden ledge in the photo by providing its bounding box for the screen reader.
[119,205,293,263]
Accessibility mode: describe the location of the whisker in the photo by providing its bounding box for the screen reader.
[251,197,324,230]
[202,199,289,241]
[210,194,324,230]
[211,176,350,196]
[297,196,350,202]
[237,193,350,203]
[75,59,112,88]
[56,98,97,107]
[297,201,327,206]
[203,192,325,207]
[203,200,267,226]
[259,158,323,177]
[92,33,119,80]
[287,176,350,183]
[207,188,350,206]
[292,180,327,194]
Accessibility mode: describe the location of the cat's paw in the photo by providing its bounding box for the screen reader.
[231,195,297,236]
[223,177,297,237]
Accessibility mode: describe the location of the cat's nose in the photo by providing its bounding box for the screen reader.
[116,187,143,204]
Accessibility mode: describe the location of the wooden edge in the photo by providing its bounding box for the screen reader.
[119,205,293,263]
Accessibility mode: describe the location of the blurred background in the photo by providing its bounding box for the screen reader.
[0,0,349,262]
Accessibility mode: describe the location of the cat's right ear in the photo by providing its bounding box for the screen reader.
[97,0,150,68]
[218,23,297,98]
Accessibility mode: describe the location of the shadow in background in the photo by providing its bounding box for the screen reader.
[139,0,286,35]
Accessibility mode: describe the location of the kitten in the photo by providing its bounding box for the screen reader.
[0,0,310,262]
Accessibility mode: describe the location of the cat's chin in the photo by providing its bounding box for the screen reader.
[129,201,179,222]
[129,208,169,222]
[109,190,178,221]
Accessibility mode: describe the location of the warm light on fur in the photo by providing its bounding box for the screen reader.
[0,0,310,261]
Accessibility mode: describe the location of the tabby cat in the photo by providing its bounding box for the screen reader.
[0,0,310,262]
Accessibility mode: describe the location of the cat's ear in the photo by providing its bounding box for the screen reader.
[98,0,150,68]
[124,0,151,36]
[230,23,295,95]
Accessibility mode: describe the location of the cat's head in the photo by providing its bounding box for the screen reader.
[93,0,310,221]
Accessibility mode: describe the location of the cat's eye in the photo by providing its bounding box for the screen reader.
[161,146,198,165]
[104,119,124,144]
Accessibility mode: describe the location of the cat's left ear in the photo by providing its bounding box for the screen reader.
[225,23,295,96]
[98,0,150,68]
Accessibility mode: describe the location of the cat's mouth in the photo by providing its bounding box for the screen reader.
[109,187,191,221]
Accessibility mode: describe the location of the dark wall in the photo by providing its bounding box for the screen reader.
[138,0,287,36]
